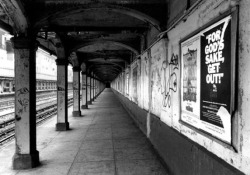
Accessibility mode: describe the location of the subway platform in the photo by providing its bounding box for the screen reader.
[0,89,167,175]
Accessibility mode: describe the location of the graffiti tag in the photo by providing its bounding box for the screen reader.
[161,54,179,108]
[17,87,29,96]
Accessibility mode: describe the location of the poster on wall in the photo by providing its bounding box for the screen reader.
[181,15,233,143]
[200,16,232,143]
[181,35,201,128]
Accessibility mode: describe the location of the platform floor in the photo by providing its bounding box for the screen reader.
[0,88,167,175]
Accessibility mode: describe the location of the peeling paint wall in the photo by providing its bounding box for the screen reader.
[238,0,250,172]
[111,0,250,174]
[140,51,150,110]
[150,39,167,116]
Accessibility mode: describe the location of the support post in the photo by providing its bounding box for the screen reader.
[81,72,88,109]
[72,66,81,117]
[98,81,101,95]
[87,75,92,105]
[56,59,69,131]
[94,78,96,99]
[91,74,94,101]
[98,81,101,96]
[11,37,39,169]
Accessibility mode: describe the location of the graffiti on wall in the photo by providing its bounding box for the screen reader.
[58,91,65,113]
[151,40,166,116]
[16,87,29,121]
[17,87,29,96]
[161,53,179,108]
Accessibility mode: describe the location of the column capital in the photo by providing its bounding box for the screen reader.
[56,59,68,66]
[72,66,81,72]
[81,71,86,75]
[11,37,38,50]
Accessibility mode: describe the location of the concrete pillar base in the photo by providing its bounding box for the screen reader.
[81,105,88,109]
[87,101,92,105]
[72,111,82,117]
[56,122,69,131]
[12,150,39,170]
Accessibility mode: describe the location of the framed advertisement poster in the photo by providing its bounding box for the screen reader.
[200,16,232,143]
[181,12,236,144]
[181,35,201,129]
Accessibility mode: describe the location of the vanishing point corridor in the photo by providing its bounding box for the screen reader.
[0,89,167,175]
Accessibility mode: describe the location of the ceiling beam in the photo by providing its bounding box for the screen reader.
[70,40,139,55]
[0,20,13,34]
[40,25,148,33]
[34,4,161,31]
[0,0,28,34]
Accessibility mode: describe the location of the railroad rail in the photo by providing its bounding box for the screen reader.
[0,91,73,112]
[0,94,73,124]
[0,97,74,146]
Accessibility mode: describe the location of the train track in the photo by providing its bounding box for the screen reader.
[0,93,73,119]
[0,97,74,147]
[0,91,73,112]
[0,90,73,107]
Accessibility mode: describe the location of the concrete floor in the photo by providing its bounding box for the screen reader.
[0,88,167,175]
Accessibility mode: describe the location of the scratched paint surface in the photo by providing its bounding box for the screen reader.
[15,48,30,154]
